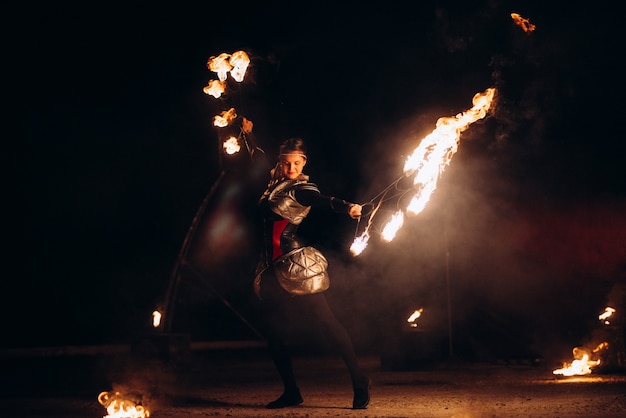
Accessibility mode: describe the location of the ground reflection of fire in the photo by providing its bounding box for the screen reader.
[98,390,150,418]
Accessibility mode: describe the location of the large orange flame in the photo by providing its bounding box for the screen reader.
[351,88,496,256]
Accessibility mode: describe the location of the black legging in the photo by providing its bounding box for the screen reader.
[256,267,366,392]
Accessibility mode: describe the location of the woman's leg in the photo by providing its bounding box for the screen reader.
[299,293,370,408]
[258,271,303,408]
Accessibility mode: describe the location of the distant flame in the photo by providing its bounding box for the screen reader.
[511,12,536,32]
[553,343,608,376]
[599,307,615,325]
[223,137,241,155]
[98,391,150,418]
[352,88,495,254]
[152,310,161,328]
[407,308,423,328]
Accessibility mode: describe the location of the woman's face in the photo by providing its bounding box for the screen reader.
[279,152,307,179]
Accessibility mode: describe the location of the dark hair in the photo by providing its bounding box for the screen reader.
[279,137,307,158]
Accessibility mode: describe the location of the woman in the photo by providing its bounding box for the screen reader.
[253,137,370,409]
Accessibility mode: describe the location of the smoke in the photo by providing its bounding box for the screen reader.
[336,76,626,359]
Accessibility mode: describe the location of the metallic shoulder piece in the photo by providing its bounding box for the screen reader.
[268,179,319,225]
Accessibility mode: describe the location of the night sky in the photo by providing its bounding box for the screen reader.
[16,1,625,359]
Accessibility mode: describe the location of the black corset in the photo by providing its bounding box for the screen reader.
[280,222,306,252]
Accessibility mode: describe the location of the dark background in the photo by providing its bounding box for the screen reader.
[15,1,625,362]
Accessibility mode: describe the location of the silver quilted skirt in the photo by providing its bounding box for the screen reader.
[273,246,329,295]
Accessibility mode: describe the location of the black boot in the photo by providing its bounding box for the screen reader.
[266,388,303,409]
[352,377,370,409]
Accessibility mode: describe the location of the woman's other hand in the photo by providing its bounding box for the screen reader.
[349,204,362,219]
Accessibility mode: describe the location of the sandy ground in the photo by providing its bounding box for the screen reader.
[2,343,626,418]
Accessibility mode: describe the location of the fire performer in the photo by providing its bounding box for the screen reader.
[253,137,370,409]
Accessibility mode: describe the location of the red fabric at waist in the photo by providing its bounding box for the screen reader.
[272,219,289,260]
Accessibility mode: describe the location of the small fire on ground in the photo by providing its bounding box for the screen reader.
[553,306,617,377]
[98,390,150,418]
[553,343,608,377]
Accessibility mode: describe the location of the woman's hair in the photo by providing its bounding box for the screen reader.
[279,137,307,159]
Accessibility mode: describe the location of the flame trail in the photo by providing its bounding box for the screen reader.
[351,87,496,256]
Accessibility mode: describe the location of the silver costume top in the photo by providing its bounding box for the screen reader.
[267,179,320,225]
